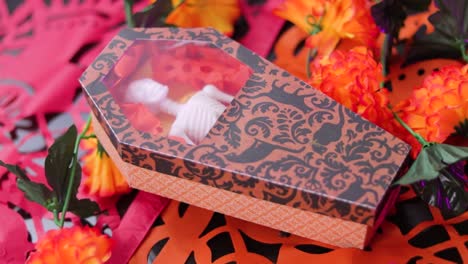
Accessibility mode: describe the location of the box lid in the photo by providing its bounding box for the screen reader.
[80,27,411,226]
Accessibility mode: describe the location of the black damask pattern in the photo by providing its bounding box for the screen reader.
[82,27,411,226]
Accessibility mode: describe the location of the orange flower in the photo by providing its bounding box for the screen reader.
[397,65,468,151]
[309,47,403,137]
[166,0,241,36]
[273,0,327,35]
[27,226,112,264]
[82,128,131,197]
[274,0,379,57]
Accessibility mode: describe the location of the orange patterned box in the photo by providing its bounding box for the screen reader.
[80,27,410,248]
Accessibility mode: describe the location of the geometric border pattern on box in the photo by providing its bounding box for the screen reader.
[93,114,369,248]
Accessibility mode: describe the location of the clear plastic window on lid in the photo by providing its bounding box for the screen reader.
[104,40,253,145]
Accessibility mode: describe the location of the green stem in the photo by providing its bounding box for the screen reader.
[391,109,430,147]
[459,42,468,63]
[82,134,96,139]
[381,33,391,77]
[124,0,135,28]
[304,17,321,79]
[58,115,93,228]
[53,209,60,227]
[305,48,317,79]
[97,141,107,158]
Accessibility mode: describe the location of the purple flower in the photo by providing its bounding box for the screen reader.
[395,143,468,218]
[413,161,468,218]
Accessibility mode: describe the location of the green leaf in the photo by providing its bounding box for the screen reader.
[17,178,56,209]
[395,144,468,185]
[432,143,468,165]
[405,0,468,65]
[0,160,56,210]
[0,160,29,181]
[45,125,80,205]
[395,147,435,184]
[395,143,468,217]
[133,0,173,27]
[404,26,461,65]
[433,0,468,40]
[68,198,101,218]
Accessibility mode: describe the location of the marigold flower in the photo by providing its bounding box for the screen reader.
[393,66,468,217]
[274,0,379,57]
[27,226,112,264]
[82,128,131,197]
[309,47,403,137]
[397,65,468,153]
[166,0,241,36]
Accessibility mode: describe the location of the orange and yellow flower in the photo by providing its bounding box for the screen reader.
[166,0,241,36]
[309,46,403,137]
[27,226,112,264]
[82,128,131,197]
[274,0,379,57]
[397,65,468,151]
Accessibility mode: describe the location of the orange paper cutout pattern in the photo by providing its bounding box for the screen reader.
[131,187,468,263]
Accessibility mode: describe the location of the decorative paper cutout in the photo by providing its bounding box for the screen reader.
[0,0,466,263]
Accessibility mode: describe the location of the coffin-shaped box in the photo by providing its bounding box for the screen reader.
[80,27,411,248]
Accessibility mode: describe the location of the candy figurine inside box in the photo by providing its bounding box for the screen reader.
[80,27,411,248]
